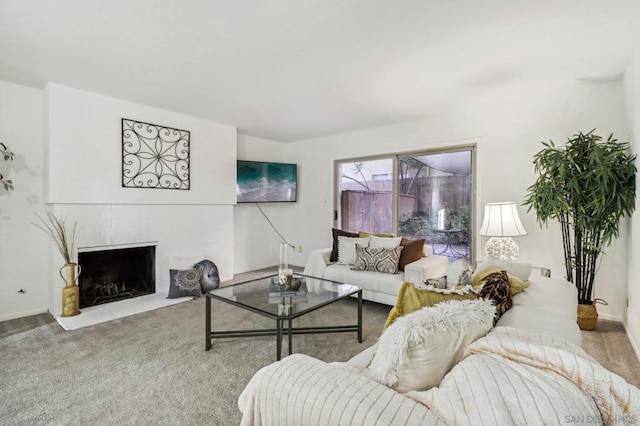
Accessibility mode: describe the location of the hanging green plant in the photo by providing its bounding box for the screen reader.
[1,142,15,191]
[524,130,636,310]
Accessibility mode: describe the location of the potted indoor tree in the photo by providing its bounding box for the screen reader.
[524,130,636,330]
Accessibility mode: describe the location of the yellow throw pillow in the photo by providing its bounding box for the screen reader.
[472,265,530,295]
[384,282,479,329]
[359,231,395,238]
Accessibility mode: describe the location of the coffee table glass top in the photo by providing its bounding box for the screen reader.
[207,273,360,318]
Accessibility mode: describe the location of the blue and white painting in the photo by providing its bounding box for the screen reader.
[237,160,297,203]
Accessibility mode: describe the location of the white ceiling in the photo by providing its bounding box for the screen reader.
[1,0,639,142]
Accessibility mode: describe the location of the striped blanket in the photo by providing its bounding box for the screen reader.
[239,327,640,425]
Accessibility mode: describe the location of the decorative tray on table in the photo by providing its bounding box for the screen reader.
[268,276,308,297]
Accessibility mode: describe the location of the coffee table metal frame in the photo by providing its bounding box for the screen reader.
[205,273,362,360]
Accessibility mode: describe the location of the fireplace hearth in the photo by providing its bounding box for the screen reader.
[78,245,156,308]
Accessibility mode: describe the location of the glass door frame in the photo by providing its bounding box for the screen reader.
[333,144,477,263]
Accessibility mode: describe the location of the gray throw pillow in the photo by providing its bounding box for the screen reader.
[168,269,203,299]
[194,259,220,293]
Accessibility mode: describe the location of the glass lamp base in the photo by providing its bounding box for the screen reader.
[484,237,520,261]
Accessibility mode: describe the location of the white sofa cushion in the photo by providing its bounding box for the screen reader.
[496,275,581,346]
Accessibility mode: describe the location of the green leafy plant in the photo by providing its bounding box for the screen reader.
[524,130,636,305]
[1,142,15,191]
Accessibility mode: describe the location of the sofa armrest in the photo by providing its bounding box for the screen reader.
[239,354,433,425]
[303,248,332,278]
[404,254,449,284]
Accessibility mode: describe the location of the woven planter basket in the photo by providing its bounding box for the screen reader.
[577,299,607,331]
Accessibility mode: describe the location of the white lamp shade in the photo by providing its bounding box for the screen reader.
[479,202,527,237]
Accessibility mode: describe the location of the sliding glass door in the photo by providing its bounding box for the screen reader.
[335,147,475,263]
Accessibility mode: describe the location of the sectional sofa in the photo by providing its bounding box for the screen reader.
[239,267,640,424]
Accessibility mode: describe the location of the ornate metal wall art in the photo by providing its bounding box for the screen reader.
[122,118,190,190]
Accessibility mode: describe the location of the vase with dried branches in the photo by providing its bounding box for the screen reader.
[34,211,81,317]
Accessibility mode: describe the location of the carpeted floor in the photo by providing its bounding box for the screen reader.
[0,293,390,425]
[2,275,639,425]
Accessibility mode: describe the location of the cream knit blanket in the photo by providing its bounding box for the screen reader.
[408,327,640,425]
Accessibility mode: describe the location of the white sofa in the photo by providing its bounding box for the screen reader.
[238,272,640,424]
[303,246,449,305]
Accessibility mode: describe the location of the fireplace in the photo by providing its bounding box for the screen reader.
[78,245,156,308]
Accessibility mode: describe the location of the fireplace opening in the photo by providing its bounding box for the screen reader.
[78,246,156,308]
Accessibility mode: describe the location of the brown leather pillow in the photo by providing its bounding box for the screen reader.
[330,228,359,262]
[398,237,426,271]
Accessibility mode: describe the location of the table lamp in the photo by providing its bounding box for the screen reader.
[479,202,527,261]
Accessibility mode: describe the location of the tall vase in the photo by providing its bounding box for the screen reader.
[278,243,292,287]
[60,263,81,317]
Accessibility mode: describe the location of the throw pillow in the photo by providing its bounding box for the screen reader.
[351,244,403,274]
[369,235,403,248]
[445,257,473,288]
[477,270,513,324]
[384,281,480,329]
[330,228,359,262]
[424,276,447,289]
[473,265,530,295]
[368,299,495,393]
[478,257,533,282]
[359,231,394,238]
[337,236,370,265]
[193,259,220,293]
[397,237,425,271]
[168,269,203,299]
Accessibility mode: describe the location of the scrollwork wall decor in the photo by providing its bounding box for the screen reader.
[122,118,190,190]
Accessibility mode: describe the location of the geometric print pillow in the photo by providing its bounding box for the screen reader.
[351,244,403,274]
[478,270,513,325]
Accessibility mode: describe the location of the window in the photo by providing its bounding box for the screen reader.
[335,147,475,263]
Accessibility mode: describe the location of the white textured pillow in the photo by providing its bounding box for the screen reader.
[337,236,370,265]
[369,235,402,248]
[367,299,495,393]
[479,257,532,282]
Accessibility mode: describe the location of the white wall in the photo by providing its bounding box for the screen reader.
[0,80,50,320]
[44,84,237,316]
[1,81,238,320]
[45,83,236,205]
[623,52,640,358]
[234,134,293,273]
[283,79,630,321]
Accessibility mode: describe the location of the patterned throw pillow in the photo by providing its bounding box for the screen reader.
[424,276,448,289]
[478,270,513,324]
[351,244,403,274]
[445,257,473,288]
[168,268,203,299]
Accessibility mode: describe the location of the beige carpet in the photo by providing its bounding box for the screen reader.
[581,319,640,388]
[0,295,389,426]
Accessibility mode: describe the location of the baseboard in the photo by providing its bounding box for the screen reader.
[0,308,49,322]
[624,323,640,363]
[597,312,623,322]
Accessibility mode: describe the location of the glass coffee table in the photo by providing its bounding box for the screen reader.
[205,273,362,360]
